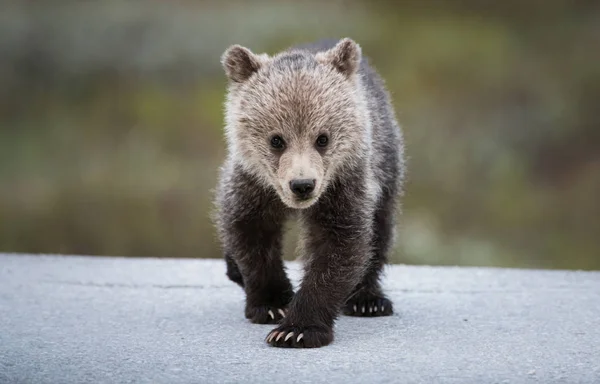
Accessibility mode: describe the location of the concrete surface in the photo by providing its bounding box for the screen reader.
[0,254,599,384]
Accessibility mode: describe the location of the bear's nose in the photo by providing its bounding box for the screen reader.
[289,179,315,198]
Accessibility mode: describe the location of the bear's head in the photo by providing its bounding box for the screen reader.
[221,38,370,209]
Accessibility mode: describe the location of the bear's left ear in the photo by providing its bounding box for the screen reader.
[316,38,362,78]
[221,45,269,83]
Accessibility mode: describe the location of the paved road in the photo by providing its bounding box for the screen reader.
[1,254,599,383]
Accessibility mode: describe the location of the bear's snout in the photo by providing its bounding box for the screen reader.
[289,179,316,200]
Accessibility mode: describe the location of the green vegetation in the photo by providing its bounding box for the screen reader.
[1,1,598,269]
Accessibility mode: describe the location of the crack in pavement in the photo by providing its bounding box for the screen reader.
[41,280,232,290]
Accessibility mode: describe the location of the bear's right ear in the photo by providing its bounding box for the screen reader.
[221,45,268,83]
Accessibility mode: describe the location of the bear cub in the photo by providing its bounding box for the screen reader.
[214,38,405,348]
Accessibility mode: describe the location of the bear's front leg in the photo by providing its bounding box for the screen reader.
[228,215,294,324]
[266,186,374,348]
[216,168,294,325]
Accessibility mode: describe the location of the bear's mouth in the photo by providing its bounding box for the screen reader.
[288,198,318,209]
[295,194,313,202]
[276,179,322,209]
[278,192,319,210]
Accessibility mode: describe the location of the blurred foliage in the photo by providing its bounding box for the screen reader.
[0,0,599,270]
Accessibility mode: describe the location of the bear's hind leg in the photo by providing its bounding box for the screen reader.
[225,253,244,288]
[343,190,396,317]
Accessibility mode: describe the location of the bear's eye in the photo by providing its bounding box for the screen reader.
[270,135,285,149]
[316,134,329,148]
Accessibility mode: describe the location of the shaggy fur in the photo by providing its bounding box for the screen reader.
[213,38,405,348]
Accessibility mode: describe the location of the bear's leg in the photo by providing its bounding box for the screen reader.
[217,172,294,325]
[225,218,294,324]
[225,253,244,288]
[266,181,373,348]
[229,217,294,324]
[343,189,396,317]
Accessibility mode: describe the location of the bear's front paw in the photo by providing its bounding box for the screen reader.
[343,291,393,317]
[245,305,288,324]
[265,324,333,348]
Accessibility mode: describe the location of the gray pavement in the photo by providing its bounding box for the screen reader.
[1,253,599,384]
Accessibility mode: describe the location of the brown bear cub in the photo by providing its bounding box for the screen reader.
[213,38,405,348]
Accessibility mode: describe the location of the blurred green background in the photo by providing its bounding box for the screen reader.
[1,0,599,270]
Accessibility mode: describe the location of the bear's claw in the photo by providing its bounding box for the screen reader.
[246,305,287,324]
[343,292,393,317]
[266,325,331,348]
